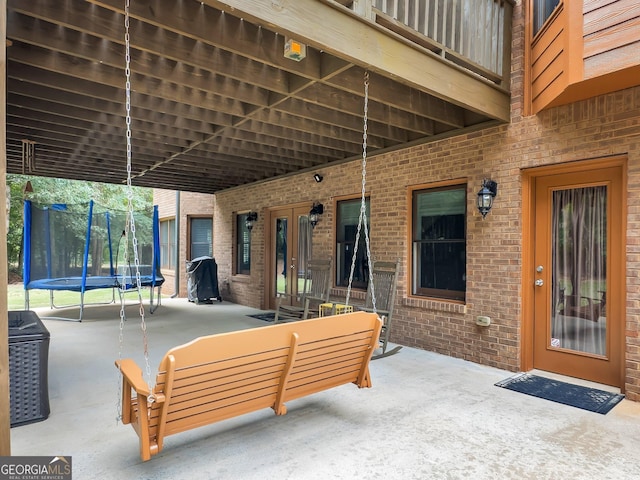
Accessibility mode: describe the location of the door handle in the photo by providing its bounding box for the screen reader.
[535,279,544,287]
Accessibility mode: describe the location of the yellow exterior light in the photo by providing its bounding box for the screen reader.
[284,38,306,61]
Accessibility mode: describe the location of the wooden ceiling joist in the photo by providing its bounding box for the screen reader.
[5,0,511,193]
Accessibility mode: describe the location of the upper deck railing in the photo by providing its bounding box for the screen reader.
[337,0,513,88]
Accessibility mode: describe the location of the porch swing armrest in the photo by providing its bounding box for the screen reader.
[115,359,151,397]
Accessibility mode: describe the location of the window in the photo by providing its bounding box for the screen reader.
[160,218,176,270]
[533,0,560,36]
[336,197,370,289]
[412,184,466,301]
[235,213,251,275]
[189,217,212,259]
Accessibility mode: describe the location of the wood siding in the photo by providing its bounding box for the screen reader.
[583,0,640,78]
[530,3,568,112]
[530,0,640,113]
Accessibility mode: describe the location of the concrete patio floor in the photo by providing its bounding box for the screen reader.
[9,298,640,479]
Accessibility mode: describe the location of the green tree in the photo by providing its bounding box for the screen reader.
[6,175,153,273]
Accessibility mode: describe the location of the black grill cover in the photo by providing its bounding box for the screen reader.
[186,256,221,303]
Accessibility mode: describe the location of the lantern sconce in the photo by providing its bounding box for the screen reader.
[309,202,324,229]
[477,179,498,219]
[313,173,323,183]
[245,211,258,231]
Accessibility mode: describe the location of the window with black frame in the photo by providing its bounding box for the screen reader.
[189,217,212,259]
[235,213,251,275]
[336,197,370,289]
[412,184,466,301]
[533,0,561,36]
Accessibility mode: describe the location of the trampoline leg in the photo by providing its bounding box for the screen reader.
[149,286,161,314]
[79,291,85,322]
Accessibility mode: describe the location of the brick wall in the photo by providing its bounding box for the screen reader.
[212,85,640,399]
[160,2,640,400]
[153,189,215,297]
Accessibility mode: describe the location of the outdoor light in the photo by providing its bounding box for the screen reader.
[309,202,324,228]
[284,38,306,61]
[313,173,323,183]
[245,211,258,231]
[477,179,498,219]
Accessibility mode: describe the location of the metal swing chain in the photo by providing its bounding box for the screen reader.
[345,71,376,313]
[117,0,154,423]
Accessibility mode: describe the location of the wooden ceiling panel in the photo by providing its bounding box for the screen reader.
[5,0,509,193]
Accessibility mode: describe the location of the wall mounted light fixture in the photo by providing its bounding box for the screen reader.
[477,179,498,219]
[309,202,324,228]
[284,38,306,61]
[245,211,258,231]
[313,173,323,183]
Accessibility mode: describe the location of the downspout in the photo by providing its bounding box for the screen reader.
[171,190,181,298]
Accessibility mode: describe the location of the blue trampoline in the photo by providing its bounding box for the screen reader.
[23,200,164,321]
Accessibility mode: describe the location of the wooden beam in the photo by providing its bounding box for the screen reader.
[13,3,432,137]
[7,62,238,131]
[7,7,292,98]
[200,0,510,122]
[235,120,362,152]
[325,68,466,128]
[6,20,271,115]
[0,0,10,457]
[81,0,326,81]
[84,0,508,120]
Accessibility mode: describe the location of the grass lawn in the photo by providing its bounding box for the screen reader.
[7,283,123,311]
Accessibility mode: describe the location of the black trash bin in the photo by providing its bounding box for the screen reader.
[186,256,222,304]
[8,310,50,427]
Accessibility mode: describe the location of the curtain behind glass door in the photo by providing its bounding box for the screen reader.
[297,215,312,293]
[275,217,288,297]
[551,186,607,355]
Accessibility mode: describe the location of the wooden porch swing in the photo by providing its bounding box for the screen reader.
[114,0,384,462]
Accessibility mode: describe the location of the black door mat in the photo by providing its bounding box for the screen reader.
[247,312,276,322]
[495,373,624,414]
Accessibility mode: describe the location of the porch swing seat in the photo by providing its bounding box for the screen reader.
[116,311,382,461]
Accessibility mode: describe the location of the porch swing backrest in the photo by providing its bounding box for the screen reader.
[116,311,382,461]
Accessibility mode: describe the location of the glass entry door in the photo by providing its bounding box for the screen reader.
[551,187,607,355]
[268,205,312,310]
[533,166,623,387]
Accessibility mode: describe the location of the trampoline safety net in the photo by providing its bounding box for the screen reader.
[23,200,164,293]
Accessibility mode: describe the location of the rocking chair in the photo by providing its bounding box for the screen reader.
[353,259,401,358]
[274,257,332,323]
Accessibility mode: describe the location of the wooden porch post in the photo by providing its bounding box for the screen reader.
[0,0,11,456]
